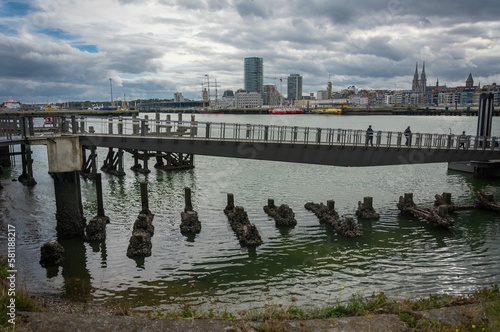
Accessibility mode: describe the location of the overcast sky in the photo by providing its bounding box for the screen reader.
[1,0,500,103]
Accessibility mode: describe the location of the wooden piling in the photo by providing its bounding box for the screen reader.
[96,173,105,218]
[267,198,275,209]
[140,182,149,212]
[327,200,335,213]
[363,197,373,210]
[184,187,193,212]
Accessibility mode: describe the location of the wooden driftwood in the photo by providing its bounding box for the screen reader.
[304,200,362,237]
[398,193,454,228]
[476,191,500,212]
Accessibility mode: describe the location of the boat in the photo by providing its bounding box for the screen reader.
[1,99,22,110]
[268,107,305,115]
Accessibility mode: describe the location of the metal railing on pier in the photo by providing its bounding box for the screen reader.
[2,114,500,152]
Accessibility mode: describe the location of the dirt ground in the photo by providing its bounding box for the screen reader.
[10,297,494,332]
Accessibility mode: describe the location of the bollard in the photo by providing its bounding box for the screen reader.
[140,182,149,212]
[184,187,193,212]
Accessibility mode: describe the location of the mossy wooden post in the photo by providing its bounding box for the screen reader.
[96,173,105,218]
[227,193,234,209]
[363,197,373,210]
[267,198,275,209]
[185,187,193,212]
[404,193,414,205]
[437,205,449,217]
[140,182,149,212]
[327,200,335,213]
[442,192,452,205]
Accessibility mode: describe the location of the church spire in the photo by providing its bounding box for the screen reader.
[412,62,419,90]
[466,73,474,87]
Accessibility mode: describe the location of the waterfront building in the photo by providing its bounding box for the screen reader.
[287,74,303,102]
[234,89,263,108]
[244,57,264,99]
[173,92,185,102]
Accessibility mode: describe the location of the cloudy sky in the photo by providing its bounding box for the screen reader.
[1,0,500,103]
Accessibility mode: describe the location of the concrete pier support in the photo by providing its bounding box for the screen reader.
[46,136,86,238]
[54,171,86,238]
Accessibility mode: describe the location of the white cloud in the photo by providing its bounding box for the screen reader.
[1,0,500,102]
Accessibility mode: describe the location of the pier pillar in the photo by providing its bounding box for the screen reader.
[47,137,86,238]
[0,146,11,167]
[18,144,36,186]
[184,187,193,212]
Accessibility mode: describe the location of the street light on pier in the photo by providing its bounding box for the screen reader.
[109,78,114,106]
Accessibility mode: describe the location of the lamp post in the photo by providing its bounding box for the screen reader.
[109,78,113,106]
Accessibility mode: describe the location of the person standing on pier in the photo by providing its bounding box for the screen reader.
[404,126,411,146]
[366,125,374,146]
[459,131,467,148]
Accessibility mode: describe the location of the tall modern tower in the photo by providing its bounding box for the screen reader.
[287,74,303,101]
[244,57,264,97]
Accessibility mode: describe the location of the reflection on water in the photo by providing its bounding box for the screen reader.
[0,115,499,311]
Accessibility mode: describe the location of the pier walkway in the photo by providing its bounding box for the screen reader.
[0,114,498,167]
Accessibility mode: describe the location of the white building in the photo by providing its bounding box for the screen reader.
[174,92,185,102]
[234,90,263,108]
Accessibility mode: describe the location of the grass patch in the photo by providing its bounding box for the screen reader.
[0,256,40,326]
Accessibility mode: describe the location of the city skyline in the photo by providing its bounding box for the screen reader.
[1,1,500,103]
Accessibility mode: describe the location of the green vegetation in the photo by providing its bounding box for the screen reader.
[0,256,39,326]
[108,285,500,331]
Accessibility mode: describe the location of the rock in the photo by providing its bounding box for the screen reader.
[180,210,201,234]
[126,230,152,257]
[40,241,65,267]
